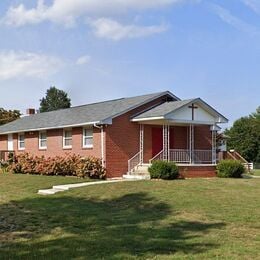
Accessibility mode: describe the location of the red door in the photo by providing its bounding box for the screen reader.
[152,128,163,157]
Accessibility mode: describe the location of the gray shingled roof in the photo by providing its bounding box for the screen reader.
[0,91,177,134]
[133,99,195,119]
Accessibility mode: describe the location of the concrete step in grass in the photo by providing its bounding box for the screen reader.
[38,189,62,195]
[38,179,140,196]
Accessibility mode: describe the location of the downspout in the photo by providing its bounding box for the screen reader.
[94,123,105,168]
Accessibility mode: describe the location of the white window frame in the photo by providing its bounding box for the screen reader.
[63,129,72,149]
[18,133,25,151]
[39,131,47,150]
[83,127,93,149]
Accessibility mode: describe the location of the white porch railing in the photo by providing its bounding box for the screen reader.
[192,150,213,164]
[149,149,214,164]
[128,152,141,173]
[243,162,253,171]
[169,149,190,163]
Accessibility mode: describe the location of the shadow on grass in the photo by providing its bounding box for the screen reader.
[0,192,224,259]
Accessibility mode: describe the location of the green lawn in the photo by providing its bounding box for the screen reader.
[0,174,260,259]
[252,169,260,176]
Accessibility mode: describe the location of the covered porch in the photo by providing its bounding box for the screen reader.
[128,123,218,173]
[127,98,228,174]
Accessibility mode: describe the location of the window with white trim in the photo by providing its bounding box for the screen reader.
[83,128,93,148]
[63,129,72,148]
[39,131,47,149]
[18,133,25,150]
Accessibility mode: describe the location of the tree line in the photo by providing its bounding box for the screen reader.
[225,107,260,163]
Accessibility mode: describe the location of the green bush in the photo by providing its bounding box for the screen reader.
[216,160,245,178]
[148,160,179,180]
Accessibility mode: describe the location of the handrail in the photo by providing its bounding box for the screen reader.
[227,151,237,161]
[149,150,164,164]
[128,151,141,173]
[233,151,248,163]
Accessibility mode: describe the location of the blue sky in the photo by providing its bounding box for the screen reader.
[0,0,259,128]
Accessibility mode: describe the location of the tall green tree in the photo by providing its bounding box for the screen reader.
[40,86,71,113]
[225,107,260,163]
[0,108,21,125]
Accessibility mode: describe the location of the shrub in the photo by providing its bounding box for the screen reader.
[216,160,245,178]
[148,160,179,180]
[7,153,106,179]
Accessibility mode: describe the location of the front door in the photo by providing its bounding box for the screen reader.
[8,134,13,151]
[152,128,163,157]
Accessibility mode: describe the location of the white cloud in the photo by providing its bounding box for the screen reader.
[2,0,196,27]
[76,55,91,65]
[242,0,260,14]
[211,4,259,35]
[0,51,63,81]
[89,18,167,40]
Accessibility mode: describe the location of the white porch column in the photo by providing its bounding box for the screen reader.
[140,124,144,164]
[211,130,217,164]
[101,126,105,167]
[189,124,194,164]
[163,124,170,161]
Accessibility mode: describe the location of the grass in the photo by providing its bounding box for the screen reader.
[251,169,260,176]
[0,174,260,259]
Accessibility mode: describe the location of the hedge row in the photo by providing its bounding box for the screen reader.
[7,153,106,179]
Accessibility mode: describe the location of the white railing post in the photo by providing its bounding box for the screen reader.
[140,124,144,164]
[211,130,217,164]
[189,124,194,164]
[163,124,169,161]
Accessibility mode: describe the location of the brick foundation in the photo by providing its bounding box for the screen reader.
[179,165,217,178]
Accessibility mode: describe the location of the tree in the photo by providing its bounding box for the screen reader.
[39,86,71,113]
[225,107,260,163]
[250,106,260,120]
[0,108,21,125]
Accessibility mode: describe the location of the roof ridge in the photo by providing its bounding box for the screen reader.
[24,91,169,117]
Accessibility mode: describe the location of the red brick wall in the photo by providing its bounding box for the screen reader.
[0,135,7,150]
[0,127,102,158]
[179,166,216,178]
[144,125,153,163]
[171,126,188,149]
[105,95,170,177]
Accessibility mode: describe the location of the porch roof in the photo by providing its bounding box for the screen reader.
[132,98,228,124]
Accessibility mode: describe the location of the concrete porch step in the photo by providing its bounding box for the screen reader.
[131,164,150,174]
[123,174,150,180]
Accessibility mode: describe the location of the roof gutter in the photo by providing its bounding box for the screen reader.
[93,123,105,168]
[0,121,102,135]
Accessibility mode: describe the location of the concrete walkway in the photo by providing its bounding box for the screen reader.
[242,174,260,179]
[38,179,139,195]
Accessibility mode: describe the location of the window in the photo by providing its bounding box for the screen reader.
[63,129,72,148]
[39,131,47,149]
[83,128,93,148]
[18,133,25,150]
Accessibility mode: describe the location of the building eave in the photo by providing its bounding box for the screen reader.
[131,116,165,122]
[0,121,102,135]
